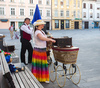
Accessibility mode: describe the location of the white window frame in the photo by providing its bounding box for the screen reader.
[60,0,63,6]
[39,9,42,16]
[66,20,69,28]
[10,7,16,15]
[78,10,80,18]
[19,0,25,3]
[78,0,80,7]
[83,3,86,9]
[29,0,33,4]
[55,20,59,28]
[55,10,58,17]
[83,12,86,18]
[19,8,25,16]
[73,11,76,18]
[29,8,34,16]
[66,11,69,17]
[38,0,42,4]
[66,0,69,7]
[61,10,64,17]
[0,7,5,15]
[46,0,50,5]
[46,9,51,17]
[90,12,93,18]
[97,13,99,18]
[10,0,16,2]
[55,0,58,6]
[74,0,76,7]
[0,0,5,1]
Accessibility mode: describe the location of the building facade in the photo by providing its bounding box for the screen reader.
[52,0,82,30]
[0,0,51,30]
[82,0,100,29]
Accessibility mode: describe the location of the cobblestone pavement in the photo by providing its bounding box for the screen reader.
[0,29,100,88]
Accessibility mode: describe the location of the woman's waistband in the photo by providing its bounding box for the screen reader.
[34,47,46,52]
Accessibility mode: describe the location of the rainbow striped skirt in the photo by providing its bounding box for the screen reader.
[31,47,49,82]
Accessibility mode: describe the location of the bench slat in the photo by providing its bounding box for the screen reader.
[25,66,44,88]
[15,73,25,88]
[24,70,39,88]
[0,55,5,75]
[18,72,30,88]
[21,71,34,88]
[11,73,20,88]
[1,52,10,74]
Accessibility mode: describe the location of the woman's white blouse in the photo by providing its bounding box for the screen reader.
[34,30,47,48]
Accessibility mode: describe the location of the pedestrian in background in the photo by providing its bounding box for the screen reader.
[20,18,33,65]
[9,24,14,39]
[14,29,19,39]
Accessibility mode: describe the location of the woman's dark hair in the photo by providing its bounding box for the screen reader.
[34,26,38,33]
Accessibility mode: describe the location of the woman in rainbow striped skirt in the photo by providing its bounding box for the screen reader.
[31,20,56,83]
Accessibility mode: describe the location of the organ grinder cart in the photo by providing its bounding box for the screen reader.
[48,37,81,88]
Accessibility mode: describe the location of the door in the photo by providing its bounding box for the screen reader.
[74,22,79,29]
[85,22,89,29]
[46,22,49,30]
[43,22,50,34]
[61,20,64,29]
[11,22,15,30]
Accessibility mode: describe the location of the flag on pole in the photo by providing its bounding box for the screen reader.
[31,4,42,24]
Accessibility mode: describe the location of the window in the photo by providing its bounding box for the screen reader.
[90,4,92,9]
[78,0,80,7]
[0,7,4,15]
[61,10,64,17]
[47,10,50,17]
[18,22,24,28]
[83,3,86,8]
[11,0,15,2]
[30,9,33,16]
[55,20,59,28]
[66,20,69,28]
[55,0,58,6]
[46,0,49,5]
[97,13,99,18]
[74,0,76,7]
[20,0,24,3]
[0,0,4,1]
[66,11,69,17]
[20,9,24,16]
[73,11,76,18]
[11,8,15,15]
[38,0,42,4]
[39,10,42,16]
[66,0,69,7]
[83,12,86,18]
[97,7,100,10]
[90,13,93,18]
[55,10,58,17]
[29,0,33,4]
[78,10,80,18]
[60,0,63,6]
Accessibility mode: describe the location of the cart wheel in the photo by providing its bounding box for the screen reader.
[56,65,66,88]
[65,64,71,79]
[47,57,52,65]
[69,64,81,85]
[49,62,56,82]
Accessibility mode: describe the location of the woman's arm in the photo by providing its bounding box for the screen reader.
[37,33,56,43]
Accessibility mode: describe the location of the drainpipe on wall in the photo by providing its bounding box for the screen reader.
[51,0,52,30]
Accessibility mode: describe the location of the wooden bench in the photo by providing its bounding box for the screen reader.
[0,52,44,88]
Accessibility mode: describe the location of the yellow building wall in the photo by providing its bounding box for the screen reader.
[52,0,82,30]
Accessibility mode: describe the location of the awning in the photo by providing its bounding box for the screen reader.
[0,19,8,22]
